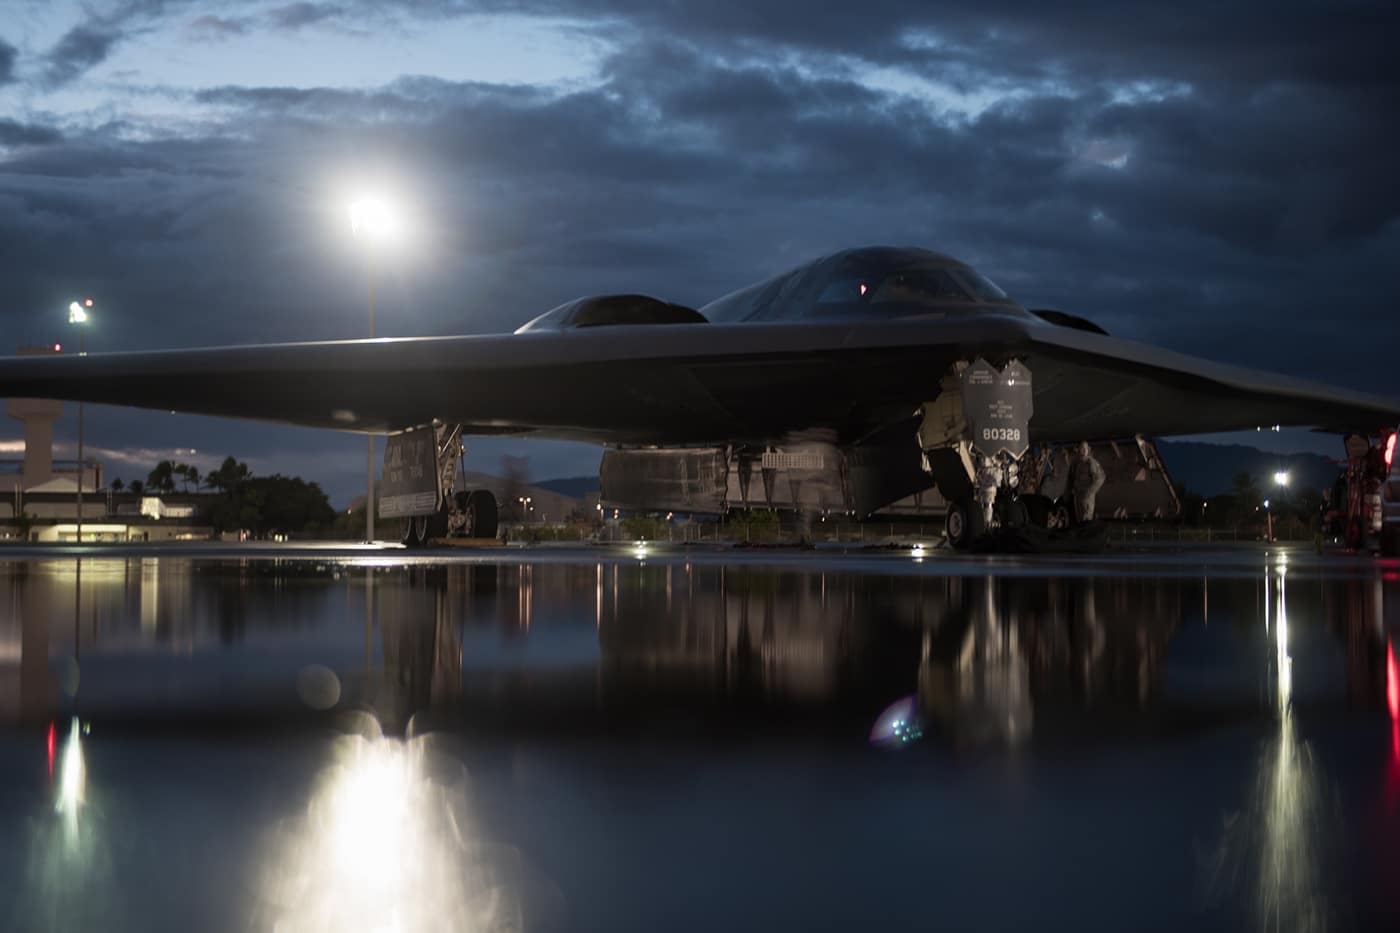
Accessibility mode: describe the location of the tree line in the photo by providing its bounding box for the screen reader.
[108,456,335,537]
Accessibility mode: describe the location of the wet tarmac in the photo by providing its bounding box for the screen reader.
[1,543,1398,932]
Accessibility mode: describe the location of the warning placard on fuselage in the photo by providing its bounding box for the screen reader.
[961,358,1033,458]
[379,431,440,519]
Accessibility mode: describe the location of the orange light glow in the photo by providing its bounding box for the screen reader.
[1387,434,1397,470]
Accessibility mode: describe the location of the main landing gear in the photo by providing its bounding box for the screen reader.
[393,421,501,549]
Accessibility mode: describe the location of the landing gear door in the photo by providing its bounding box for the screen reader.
[380,431,440,519]
[960,358,1033,459]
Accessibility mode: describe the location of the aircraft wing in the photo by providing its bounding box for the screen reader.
[0,313,1395,443]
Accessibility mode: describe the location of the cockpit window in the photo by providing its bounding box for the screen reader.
[953,268,1012,302]
[816,268,971,305]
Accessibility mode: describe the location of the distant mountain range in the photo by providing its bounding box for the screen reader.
[532,442,1346,503]
[1154,440,1340,496]
[533,475,601,499]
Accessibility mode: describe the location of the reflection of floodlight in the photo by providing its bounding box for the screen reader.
[56,717,85,820]
[1274,471,1290,487]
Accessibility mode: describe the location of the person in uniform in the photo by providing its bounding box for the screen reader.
[1070,441,1106,522]
[976,455,1004,529]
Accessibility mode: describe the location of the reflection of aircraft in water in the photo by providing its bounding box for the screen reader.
[365,560,1400,750]
[587,564,1185,745]
[916,575,1181,745]
[4,247,1398,548]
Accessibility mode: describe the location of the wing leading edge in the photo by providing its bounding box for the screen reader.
[0,314,1395,443]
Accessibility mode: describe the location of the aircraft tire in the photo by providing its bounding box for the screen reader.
[400,518,420,548]
[945,500,978,550]
[465,491,499,540]
[1020,494,1051,528]
[1000,497,1029,529]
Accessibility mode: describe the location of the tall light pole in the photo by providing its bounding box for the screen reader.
[349,196,397,543]
[68,299,93,544]
[1270,471,1290,543]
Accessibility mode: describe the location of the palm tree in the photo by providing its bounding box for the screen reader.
[187,466,202,493]
[129,480,144,496]
[208,456,250,495]
[147,460,177,494]
[111,477,125,494]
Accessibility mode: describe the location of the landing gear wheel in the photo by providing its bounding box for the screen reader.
[463,490,498,540]
[999,497,1029,530]
[400,509,445,549]
[1049,503,1071,531]
[945,500,979,550]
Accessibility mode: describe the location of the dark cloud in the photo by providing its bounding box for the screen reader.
[0,120,62,147]
[185,14,249,41]
[42,23,124,87]
[266,2,345,30]
[2,0,1399,500]
[0,37,16,84]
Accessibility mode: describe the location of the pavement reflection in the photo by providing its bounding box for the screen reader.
[252,717,519,933]
[2,548,1399,932]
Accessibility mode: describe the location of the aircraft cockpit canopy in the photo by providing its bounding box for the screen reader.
[700,247,1019,323]
[515,294,706,333]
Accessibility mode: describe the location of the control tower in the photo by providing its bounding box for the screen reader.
[2,344,99,496]
[6,346,65,487]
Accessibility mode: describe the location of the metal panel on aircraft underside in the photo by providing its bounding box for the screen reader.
[599,448,730,513]
[379,431,440,518]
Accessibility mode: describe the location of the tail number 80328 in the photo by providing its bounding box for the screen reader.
[981,428,1022,443]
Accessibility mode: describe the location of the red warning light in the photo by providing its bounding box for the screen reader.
[53,343,61,352]
[83,298,94,308]
[1389,640,1399,723]
[46,721,55,777]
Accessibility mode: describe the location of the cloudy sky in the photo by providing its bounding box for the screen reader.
[1,0,1397,504]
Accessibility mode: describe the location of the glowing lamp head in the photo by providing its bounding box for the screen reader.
[1273,471,1290,487]
[67,301,89,324]
[348,196,399,243]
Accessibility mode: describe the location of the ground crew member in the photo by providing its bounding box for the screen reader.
[1071,441,1106,522]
